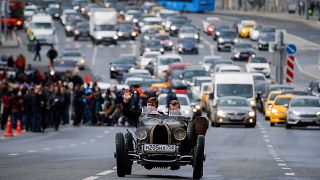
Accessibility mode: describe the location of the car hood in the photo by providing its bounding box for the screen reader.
[290,107,320,114]
[180,42,196,48]
[95,31,117,37]
[219,106,251,113]
[247,63,270,69]
[235,48,254,53]
[32,29,54,36]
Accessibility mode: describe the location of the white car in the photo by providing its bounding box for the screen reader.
[191,76,212,99]
[30,13,55,45]
[128,69,151,76]
[60,9,77,25]
[178,26,199,41]
[61,48,86,70]
[24,4,38,18]
[155,54,183,79]
[200,55,222,71]
[202,17,220,35]
[124,77,144,86]
[251,73,268,84]
[158,93,192,118]
[213,64,242,73]
[250,25,261,41]
[140,51,161,69]
[246,56,271,77]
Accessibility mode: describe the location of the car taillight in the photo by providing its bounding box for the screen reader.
[207,25,214,32]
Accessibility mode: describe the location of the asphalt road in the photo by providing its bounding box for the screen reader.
[1,12,320,180]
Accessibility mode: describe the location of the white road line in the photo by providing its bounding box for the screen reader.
[92,47,98,66]
[282,167,291,170]
[201,38,214,55]
[294,57,319,79]
[274,157,281,160]
[263,135,268,138]
[8,153,19,156]
[285,172,295,176]
[96,135,103,138]
[43,148,51,151]
[81,142,87,145]
[58,146,65,149]
[89,139,96,142]
[264,139,270,142]
[27,150,36,153]
[96,170,115,176]
[276,159,284,162]
[267,145,273,148]
[120,44,127,48]
[82,176,100,180]
[0,136,5,139]
[278,163,287,166]
[112,166,117,170]
[261,131,266,134]
[103,130,109,134]
[70,143,76,146]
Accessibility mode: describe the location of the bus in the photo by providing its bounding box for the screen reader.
[1,0,25,29]
[157,0,215,13]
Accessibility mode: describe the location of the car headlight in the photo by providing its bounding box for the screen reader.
[271,109,278,113]
[113,35,118,40]
[133,19,138,23]
[218,37,224,43]
[171,26,176,30]
[66,26,72,31]
[267,104,273,110]
[131,32,137,36]
[80,7,85,12]
[110,66,116,71]
[249,100,256,106]
[160,48,164,52]
[234,52,240,58]
[174,128,186,141]
[168,41,173,46]
[194,34,199,39]
[184,110,190,115]
[97,35,102,40]
[290,111,300,115]
[251,54,256,58]
[74,30,80,35]
[241,29,246,33]
[54,13,59,17]
[79,58,85,64]
[249,111,255,117]
[117,32,123,36]
[217,110,225,117]
[50,70,55,76]
[145,48,151,52]
[135,127,147,140]
[234,38,239,43]
[195,105,201,110]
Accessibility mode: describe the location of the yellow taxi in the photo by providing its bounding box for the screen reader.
[147,24,165,33]
[264,90,282,120]
[270,94,294,126]
[200,82,212,112]
[150,5,164,16]
[239,20,256,38]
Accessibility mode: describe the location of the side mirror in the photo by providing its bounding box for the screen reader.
[284,104,289,108]
[209,92,214,100]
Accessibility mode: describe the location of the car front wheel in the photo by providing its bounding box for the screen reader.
[193,135,205,179]
[115,132,127,177]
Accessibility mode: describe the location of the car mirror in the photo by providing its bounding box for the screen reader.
[284,104,289,108]
[209,92,214,100]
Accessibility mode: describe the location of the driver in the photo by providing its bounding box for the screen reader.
[146,97,164,114]
[169,100,182,116]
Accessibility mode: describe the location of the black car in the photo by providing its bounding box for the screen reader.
[178,37,199,54]
[213,23,230,40]
[73,22,90,40]
[231,43,255,61]
[140,28,160,43]
[140,40,164,56]
[210,96,256,127]
[46,5,61,19]
[117,22,137,40]
[258,33,275,50]
[109,56,138,79]
[217,30,238,51]
[169,18,188,37]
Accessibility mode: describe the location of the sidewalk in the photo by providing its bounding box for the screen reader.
[215,10,320,30]
[0,30,20,48]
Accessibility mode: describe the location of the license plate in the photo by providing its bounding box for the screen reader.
[302,119,314,123]
[144,144,176,153]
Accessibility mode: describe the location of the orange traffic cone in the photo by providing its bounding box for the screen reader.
[85,72,91,83]
[16,120,22,135]
[4,116,14,137]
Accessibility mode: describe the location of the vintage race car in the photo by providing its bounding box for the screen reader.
[114,107,209,179]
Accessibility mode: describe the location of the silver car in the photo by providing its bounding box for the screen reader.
[286,96,320,129]
[61,49,86,70]
[178,26,199,42]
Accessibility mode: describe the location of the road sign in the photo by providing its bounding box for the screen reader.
[286,44,297,55]
[286,55,295,83]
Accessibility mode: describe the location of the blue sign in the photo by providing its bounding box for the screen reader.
[286,44,297,55]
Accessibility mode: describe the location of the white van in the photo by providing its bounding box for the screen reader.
[30,13,55,45]
[209,73,255,107]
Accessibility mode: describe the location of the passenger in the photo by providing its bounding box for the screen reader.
[146,97,164,114]
[169,100,182,116]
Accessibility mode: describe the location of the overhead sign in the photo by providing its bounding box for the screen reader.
[286,44,297,55]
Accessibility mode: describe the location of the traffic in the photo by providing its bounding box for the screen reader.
[0,0,320,180]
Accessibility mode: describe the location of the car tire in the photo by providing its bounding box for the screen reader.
[193,135,205,179]
[187,120,195,149]
[125,133,133,175]
[115,132,126,177]
[217,47,221,51]
[245,124,255,128]
[286,124,292,129]
[195,49,199,54]
[265,116,270,121]
[270,122,275,127]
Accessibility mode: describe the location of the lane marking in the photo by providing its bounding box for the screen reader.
[261,130,266,134]
[278,163,287,166]
[44,148,51,151]
[201,38,214,55]
[81,142,87,145]
[104,130,109,134]
[82,176,100,180]
[89,139,96,142]
[274,157,281,160]
[96,170,115,176]
[69,143,76,146]
[92,47,98,66]
[276,159,284,162]
[285,172,295,176]
[96,135,103,138]
[113,166,117,170]
[264,139,270,142]
[263,135,269,138]
[267,145,273,148]
[282,167,291,170]
[8,153,19,156]
[27,150,36,153]
[294,57,319,79]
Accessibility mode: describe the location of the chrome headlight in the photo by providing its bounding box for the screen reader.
[249,100,256,106]
[171,26,176,30]
[194,34,199,39]
[74,30,80,35]
[249,111,255,117]
[218,38,224,43]
[290,111,300,116]
[97,35,102,40]
[234,38,239,43]
[267,104,273,110]
[217,110,225,117]
[117,32,123,36]
[174,128,186,141]
[131,32,137,36]
[113,35,118,40]
[271,109,278,113]
[195,105,201,110]
[110,66,116,71]
[66,26,72,31]
[133,19,138,23]
[216,32,220,36]
[79,58,85,64]
[184,110,190,115]
[160,48,164,52]
[135,127,147,140]
[168,41,173,46]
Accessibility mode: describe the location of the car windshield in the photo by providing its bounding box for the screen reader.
[204,58,221,64]
[181,38,196,44]
[77,23,89,29]
[220,31,237,38]
[144,21,161,26]
[146,40,161,47]
[126,80,142,86]
[261,33,275,41]
[269,93,280,100]
[33,22,52,29]
[184,70,207,79]
[219,98,249,106]
[253,75,266,81]
[63,52,81,57]
[251,57,267,63]
[145,54,158,59]
[159,58,181,65]
[177,96,189,105]
[243,23,254,28]
[116,59,135,64]
[262,27,276,33]
[54,60,76,67]
[290,98,320,107]
[275,98,291,105]
[235,44,252,49]
[171,69,184,79]
[180,27,195,33]
[156,35,169,40]
[195,79,211,86]
[217,84,253,98]
[95,25,115,31]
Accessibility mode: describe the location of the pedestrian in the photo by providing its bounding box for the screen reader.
[61,86,71,125]
[7,55,14,68]
[34,40,42,61]
[22,87,33,131]
[72,86,84,126]
[94,87,104,125]
[46,45,58,67]
[1,88,12,130]
[31,87,42,132]
[15,54,26,73]
[10,88,24,129]
[37,86,47,132]
[51,86,64,131]
[122,89,141,127]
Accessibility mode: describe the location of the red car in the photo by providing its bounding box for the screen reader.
[167,62,192,81]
